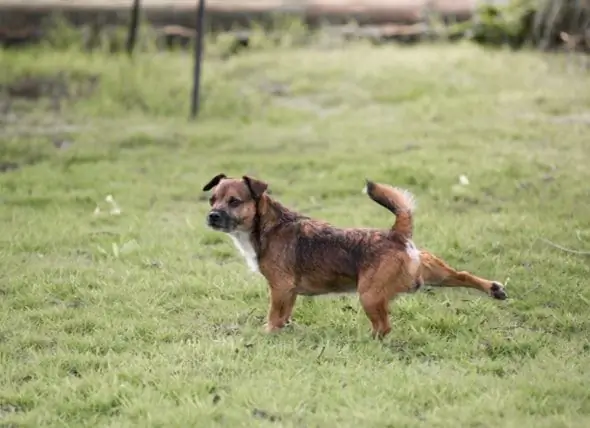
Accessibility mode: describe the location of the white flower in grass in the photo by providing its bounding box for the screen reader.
[105,194,122,215]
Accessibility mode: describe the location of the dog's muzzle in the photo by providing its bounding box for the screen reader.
[206,210,232,231]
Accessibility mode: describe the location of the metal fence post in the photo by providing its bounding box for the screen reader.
[190,0,207,119]
[126,0,142,55]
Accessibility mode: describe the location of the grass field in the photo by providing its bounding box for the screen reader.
[1,34,590,427]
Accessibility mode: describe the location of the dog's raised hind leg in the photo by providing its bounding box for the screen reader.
[419,251,507,300]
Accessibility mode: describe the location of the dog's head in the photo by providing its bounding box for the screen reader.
[201,173,268,233]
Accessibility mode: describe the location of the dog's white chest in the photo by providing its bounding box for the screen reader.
[405,240,420,263]
[229,231,259,273]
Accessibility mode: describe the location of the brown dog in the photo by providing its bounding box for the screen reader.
[202,173,507,338]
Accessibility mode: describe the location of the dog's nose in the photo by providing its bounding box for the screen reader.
[207,211,222,224]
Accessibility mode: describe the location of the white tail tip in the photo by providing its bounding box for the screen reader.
[394,186,417,212]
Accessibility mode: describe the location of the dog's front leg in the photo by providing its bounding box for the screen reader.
[280,292,298,327]
[265,286,297,333]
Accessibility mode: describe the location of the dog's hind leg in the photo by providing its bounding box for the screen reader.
[359,290,391,339]
[357,267,399,339]
[419,251,507,300]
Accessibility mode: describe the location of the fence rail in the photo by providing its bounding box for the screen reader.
[0,0,478,31]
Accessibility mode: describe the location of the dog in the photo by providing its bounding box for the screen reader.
[201,173,507,338]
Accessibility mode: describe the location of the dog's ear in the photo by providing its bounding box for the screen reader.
[202,173,227,191]
[242,175,268,199]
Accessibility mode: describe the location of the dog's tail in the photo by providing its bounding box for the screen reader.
[363,179,416,239]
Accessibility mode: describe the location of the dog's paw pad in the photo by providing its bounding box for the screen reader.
[490,282,507,300]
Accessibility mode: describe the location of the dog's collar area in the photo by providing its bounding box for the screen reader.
[243,178,262,261]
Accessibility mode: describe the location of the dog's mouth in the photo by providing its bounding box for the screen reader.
[207,223,233,233]
[206,211,237,233]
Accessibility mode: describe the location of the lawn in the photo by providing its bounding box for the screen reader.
[1,34,589,427]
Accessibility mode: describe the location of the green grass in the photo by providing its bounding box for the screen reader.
[1,37,590,427]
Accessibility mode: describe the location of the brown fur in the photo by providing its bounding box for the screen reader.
[201,173,507,338]
[418,251,507,299]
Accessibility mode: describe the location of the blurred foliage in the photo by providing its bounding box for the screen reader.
[454,0,590,50]
[10,1,590,55]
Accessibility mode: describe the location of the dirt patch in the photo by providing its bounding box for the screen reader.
[0,403,23,419]
[2,72,98,100]
[549,113,590,125]
[0,162,19,173]
[0,71,99,116]
[252,408,281,422]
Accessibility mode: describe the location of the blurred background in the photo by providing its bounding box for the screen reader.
[1,1,588,55]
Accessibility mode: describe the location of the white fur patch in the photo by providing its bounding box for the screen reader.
[394,186,417,213]
[406,239,420,264]
[361,184,368,194]
[229,231,259,273]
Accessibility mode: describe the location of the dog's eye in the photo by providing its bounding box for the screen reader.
[209,196,216,206]
[228,197,242,208]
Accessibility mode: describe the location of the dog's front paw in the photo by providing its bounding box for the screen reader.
[263,322,283,333]
[490,282,507,300]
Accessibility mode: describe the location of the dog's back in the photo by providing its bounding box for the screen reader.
[277,220,408,296]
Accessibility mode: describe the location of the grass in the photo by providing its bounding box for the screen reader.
[1,33,590,427]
